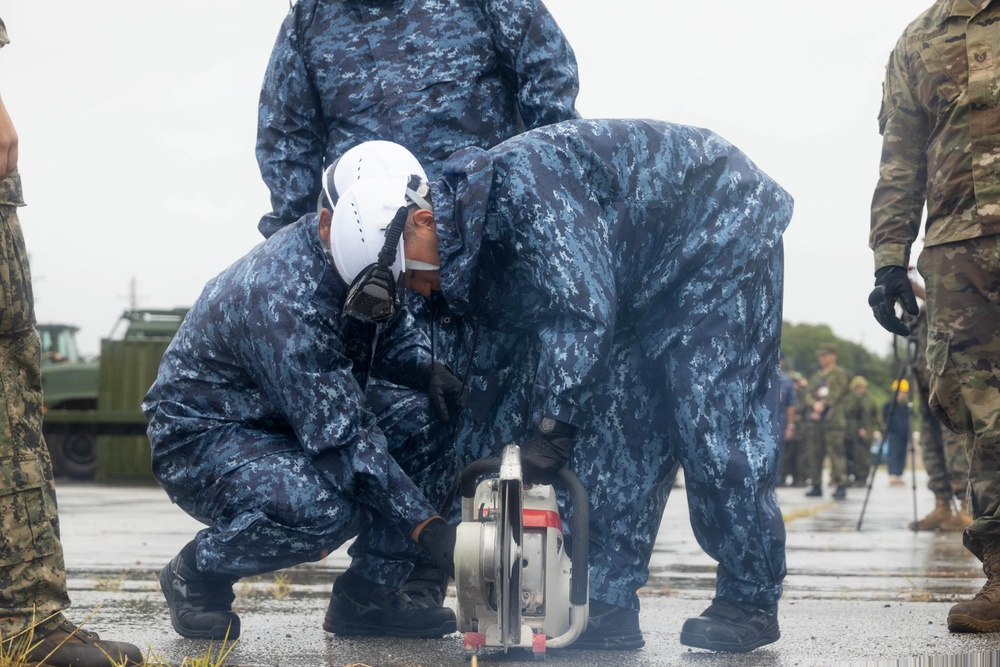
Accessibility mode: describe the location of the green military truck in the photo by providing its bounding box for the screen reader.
[39,308,187,481]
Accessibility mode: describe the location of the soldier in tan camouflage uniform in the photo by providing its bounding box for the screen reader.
[841,376,881,488]
[0,17,142,666]
[803,344,851,500]
[868,0,1000,633]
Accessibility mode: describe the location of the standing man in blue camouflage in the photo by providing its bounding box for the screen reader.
[255,0,580,612]
[868,0,1000,633]
[256,0,579,239]
[142,163,463,641]
[341,119,793,652]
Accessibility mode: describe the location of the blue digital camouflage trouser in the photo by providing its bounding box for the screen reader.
[178,397,453,588]
[455,240,788,613]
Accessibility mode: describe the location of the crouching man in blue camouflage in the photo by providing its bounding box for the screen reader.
[142,163,464,641]
[340,119,794,652]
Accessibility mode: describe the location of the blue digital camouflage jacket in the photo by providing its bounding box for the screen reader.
[256,0,579,238]
[432,118,794,431]
[142,218,437,534]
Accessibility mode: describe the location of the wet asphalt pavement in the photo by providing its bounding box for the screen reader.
[52,469,1000,666]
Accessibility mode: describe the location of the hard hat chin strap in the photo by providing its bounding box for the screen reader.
[343,205,409,323]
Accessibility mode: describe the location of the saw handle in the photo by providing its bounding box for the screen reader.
[457,456,590,606]
[555,467,589,606]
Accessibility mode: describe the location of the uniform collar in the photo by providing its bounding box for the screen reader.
[941,0,993,19]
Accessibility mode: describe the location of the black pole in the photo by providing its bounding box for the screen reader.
[857,328,919,531]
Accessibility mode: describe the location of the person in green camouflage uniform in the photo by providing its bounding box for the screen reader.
[842,376,881,488]
[0,18,141,666]
[868,0,1000,633]
[909,277,973,532]
[803,344,851,499]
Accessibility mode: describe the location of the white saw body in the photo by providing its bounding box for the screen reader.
[454,445,589,661]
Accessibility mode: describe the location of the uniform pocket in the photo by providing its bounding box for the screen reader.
[925,328,951,376]
[0,456,60,567]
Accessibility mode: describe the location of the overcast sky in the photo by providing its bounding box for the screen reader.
[2,0,933,357]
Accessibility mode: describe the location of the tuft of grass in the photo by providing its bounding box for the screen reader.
[269,573,292,601]
[781,502,834,523]
[94,574,126,592]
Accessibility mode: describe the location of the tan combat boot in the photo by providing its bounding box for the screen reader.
[948,542,1000,632]
[939,507,974,532]
[909,497,953,531]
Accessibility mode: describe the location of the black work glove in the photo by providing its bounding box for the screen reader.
[417,517,456,578]
[428,362,467,425]
[521,418,576,485]
[867,265,919,336]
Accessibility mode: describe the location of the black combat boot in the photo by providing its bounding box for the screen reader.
[2,619,144,667]
[324,569,456,638]
[948,540,1000,632]
[574,599,645,650]
[680,597,779,652]
[805,485,822,497]
[400,562,450,609]
[832,485,847,500]
[159,541,241,639]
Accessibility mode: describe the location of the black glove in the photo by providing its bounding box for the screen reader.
[868,265,919,336]
[428,362,467,425]
[521,418,576,485]
[417,517,456,578]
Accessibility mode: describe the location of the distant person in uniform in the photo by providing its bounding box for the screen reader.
[842,376,880,487]
[803,344,850,500]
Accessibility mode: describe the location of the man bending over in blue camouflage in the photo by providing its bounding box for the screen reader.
[142,163,463,641]
[336,119,794,652]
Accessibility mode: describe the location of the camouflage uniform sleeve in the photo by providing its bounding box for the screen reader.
[240,288,435,533]
[869,36,928,271]
[371,306,433,389]
[256,3,326,239]
[484,0,580,129]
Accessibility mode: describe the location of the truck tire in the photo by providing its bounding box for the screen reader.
[44,425,97,480]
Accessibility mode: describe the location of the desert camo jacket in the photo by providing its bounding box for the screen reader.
[870,0,1000,270]
[256,0,579,238]
[142,219,437,535]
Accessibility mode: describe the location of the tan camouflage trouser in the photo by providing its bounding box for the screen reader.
[918,236,1000,560]
[0,189,71,638]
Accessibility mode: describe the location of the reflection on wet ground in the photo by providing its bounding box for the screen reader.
[645,472,984,606]
[53,469,996,666]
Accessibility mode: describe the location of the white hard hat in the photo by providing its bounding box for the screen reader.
[323,140,427,208]
[329,175,411,285]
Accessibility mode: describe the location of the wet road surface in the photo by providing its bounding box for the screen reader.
[52,469,1000,666]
